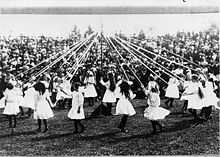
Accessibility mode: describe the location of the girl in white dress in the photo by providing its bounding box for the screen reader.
[3,83,20,128]
[165,76,179,108]
[182,75,203,124]
[100,72,116,115]
[180,73,192,113]
[23,79,36,117]
[147,75,160,94]
[34,82,54,133]
[64,82,85,133]
[142,85,170,135]
[115,75,123,104]
[116,81,136,132]
[84,71,97,106]
[200,78,219,120]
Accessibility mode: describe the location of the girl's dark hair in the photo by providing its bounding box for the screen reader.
[120,81,130,99]
[151,87,157,93]
[71,82,80,92]
[7,83,14,90]
[34,81,46,95]
[108,73,116,92]
[149,75,154,81]
[201,80,206,88]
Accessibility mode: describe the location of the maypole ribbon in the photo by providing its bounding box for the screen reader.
[115,36,184,82]
[119,36,195,72]
[68,34,98,81]
[68,34,97,75]
[33,34,93,79]
[102,34,129,80]
[53,33,95,78]
[29,38,86,82]
[114,36,184,94]
[107,36,144,87]
[110,36,168,85]
[129,37,201,68]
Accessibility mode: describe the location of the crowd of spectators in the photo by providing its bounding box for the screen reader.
[0,25,219,90]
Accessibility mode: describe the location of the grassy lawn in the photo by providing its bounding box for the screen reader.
[0,98,219,156]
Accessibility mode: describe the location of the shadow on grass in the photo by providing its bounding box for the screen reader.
[105,133,152,144]
[31,131,120,142]
[0,130,37,138]
[163,118,194,133]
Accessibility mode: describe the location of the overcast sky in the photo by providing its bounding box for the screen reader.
[0,13,218,37]
[0,0,219,37]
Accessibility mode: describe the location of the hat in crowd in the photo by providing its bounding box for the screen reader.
[103,65,108,69]
[195,68,201,72]
[170,56,175,60]
[192,74,199,81]
[87,70,93,76]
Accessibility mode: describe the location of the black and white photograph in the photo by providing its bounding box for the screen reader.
[0,0,219,156]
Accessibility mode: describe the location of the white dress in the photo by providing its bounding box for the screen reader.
[67,91,85,119]
[24,87,37,109]
[180,81,193,101]
[3,89,20,115]
[0,96,5,108]
[100,80,116,103]
[56,81,72,100]
[165,77,179,98]
[201,81,219,107]
[143,90,170,120]
[186,82,203,110]
[115,80,123,99]
[14,87,25,107]
[116,94,136,116]
[34,91,54,119]
[84,76,97,98]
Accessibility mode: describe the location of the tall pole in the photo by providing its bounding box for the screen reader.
[100,22,103,76]
[99,18,104,117]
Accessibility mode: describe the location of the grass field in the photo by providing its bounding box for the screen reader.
[0,98,219,156]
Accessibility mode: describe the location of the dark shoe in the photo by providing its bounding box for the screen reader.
[36,128,41,132]
[158,125,164,133]
[118,126,122,130]
[80,125,86,133]
[150,131,158,135]
[42,128,48,133]
[73,131,79,134]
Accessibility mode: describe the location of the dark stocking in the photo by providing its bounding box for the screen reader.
[119,115,128,131]
[106,103,112,115]
[191,109,202,124]
[154,121,162,132]
[74,120,79,133]
[43,119,48,132]
[8,115,12,128]
[37,119,41,131]
[150,120,157,134]
[169,98,175,107]
[205,106,212,120]
[182,100,188,112]
[78,120,85,133]
[13,115,17,128]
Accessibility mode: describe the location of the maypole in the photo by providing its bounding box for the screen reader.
[99,17,104,117]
